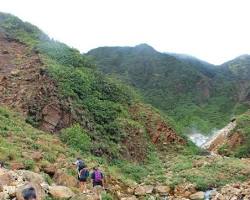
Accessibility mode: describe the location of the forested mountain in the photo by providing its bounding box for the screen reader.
[1,12,250,199]
[88,45,250,133]
[0,12,187,163]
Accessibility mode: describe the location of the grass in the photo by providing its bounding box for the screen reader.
[166,155,250,190]
[0,106,77,168]
[1,104,250,193]
[1,12,250,195]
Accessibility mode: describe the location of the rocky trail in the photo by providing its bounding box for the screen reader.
[1,160,250,200]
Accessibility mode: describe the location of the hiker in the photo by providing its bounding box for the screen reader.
[91,166,104,187]
[73,157,86,173]
[91,166,104,200]
[0,161,7,173]
[78,165,90,193]
[22,187,37,200]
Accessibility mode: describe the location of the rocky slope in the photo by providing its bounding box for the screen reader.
[1,12,250,200]
[0,32,70,133]
[0,12,184,162]
[202,120,237,153]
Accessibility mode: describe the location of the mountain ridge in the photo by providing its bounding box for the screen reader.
[87,44,250,133]
[1,12,250,199]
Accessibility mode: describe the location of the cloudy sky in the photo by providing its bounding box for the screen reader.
[1,0,250,64]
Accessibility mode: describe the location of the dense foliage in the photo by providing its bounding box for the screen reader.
[88,45,250,134]
[60,124,92,153]
[1,12,250,192]
[0,12,170,161]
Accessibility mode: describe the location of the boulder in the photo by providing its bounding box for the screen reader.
[127,187,135,194]
[243,196,250,200]
[134,185,154,196]
[2,185,16,198]
[11,69,20,76]
[43,164,56,176]
[41,182,50,193]
[40,104,62,132]
[53,169,78,187]
[0,168,8,176]
[49,185,75,199]
[174,183,196,198]
[0,75,7,83]
[189,191,205,200]
[71,193,99,200]
[16,182,45,200]
[10,162,25,170]
[154,185,171,195]
[0,86,4,92]
[0,192,8,200]
[31,152,43,162]
[120,196,138,200]
[193,159,209,168]
[0,173,13,187]
[2,50,9,54]
[240,167,250,176]
[19,170,44,184]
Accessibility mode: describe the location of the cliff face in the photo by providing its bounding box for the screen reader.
[0,32,72,132]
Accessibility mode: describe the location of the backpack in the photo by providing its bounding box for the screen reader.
[78,160,85,170]
[94,170,102,182]
[80,168,89,179]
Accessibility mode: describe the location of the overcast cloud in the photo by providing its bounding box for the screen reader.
[1,0,250,64]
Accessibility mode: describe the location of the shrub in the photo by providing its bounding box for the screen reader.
[101,192,113,200]
[60,124,91,153]
[23,159,35,170]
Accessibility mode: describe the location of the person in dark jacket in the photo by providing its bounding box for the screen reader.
[78,165,89,193]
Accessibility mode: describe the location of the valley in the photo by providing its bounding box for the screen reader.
[0,12,250,200]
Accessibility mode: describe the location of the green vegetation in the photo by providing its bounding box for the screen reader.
[1,12,250,193]
[233,111,250,157]
[88,45,250,134]
[167,155,250,190]
[0,12,147,160]
[214,111,250,158]
[0,12,183,167]
[0,106,76,168]
[61,124,91,153]
[109,151,165,183]
[0,12,48,46]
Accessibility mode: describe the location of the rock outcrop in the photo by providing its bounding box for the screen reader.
[189,191,205,200]
[48,185,75,199]
[211,181,250,200]
[202,121,237,152]
[0,168,75,200]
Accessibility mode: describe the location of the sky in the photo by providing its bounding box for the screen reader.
[1,0,250,64]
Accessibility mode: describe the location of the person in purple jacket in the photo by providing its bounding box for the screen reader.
[91,166,104,187]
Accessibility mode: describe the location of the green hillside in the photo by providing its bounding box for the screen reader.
[1,12,250,197]
[0,12,187,165]
[87,45,250,134]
